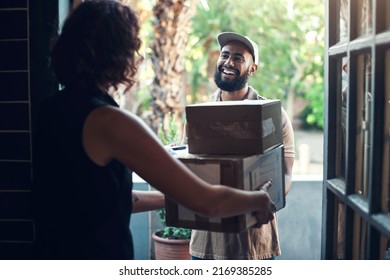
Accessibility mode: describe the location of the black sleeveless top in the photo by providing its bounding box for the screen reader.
[34,88,134,259]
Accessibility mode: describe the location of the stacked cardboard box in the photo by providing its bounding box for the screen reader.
[166,99,285,233]
[186,100,283,155]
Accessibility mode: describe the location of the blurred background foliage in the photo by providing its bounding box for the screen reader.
[121,0,324,137]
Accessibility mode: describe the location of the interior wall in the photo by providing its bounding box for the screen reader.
[0,0,58,259]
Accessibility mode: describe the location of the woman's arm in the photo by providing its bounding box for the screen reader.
[83,106,274,223]
[132,190,165,213]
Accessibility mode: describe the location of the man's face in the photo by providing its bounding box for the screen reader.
[214,41,256,92]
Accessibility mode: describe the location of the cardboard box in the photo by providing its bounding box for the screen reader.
[165,145,285,233]
[186,100,282,155]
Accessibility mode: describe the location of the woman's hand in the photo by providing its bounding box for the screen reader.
[252,180,276,227]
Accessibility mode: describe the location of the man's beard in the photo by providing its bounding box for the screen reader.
[214,66,250,92]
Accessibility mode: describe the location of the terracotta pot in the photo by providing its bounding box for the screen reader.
[152,232,191,260]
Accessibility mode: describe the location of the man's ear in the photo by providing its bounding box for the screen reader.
[249,63,258,76]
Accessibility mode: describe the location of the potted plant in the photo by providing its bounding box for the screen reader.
[152,209,192,260]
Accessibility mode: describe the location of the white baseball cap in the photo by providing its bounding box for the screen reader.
[217,32,259,65]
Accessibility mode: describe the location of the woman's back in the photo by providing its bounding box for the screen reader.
[33,89,134,259]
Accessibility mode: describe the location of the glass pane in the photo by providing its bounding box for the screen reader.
[353,213,367,259]
[355,53,372,196]
[386,1,390,30]
[339,0,349,42]
[357,0,373,36]
[383,50,390,213]
[336,57,348,179]
[380,235,390,260]
[336,200,346,259]
[377,0,390,33]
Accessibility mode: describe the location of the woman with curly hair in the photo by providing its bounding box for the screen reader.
[33,0,275,260]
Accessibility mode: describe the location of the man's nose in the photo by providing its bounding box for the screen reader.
[224,57,234,66]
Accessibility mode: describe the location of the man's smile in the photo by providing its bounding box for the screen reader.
[221,66,239,77]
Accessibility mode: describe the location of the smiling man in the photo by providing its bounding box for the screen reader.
[213,32,258,98]
[189,32,296,260]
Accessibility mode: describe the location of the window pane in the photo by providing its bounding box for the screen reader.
[336,200,346,259]
[339,0,349,42]
[377,0,390,33]
[337,57,348,179]
[383,50,390,213]
[380,235,390,260]
[386,1,390,30]
[353,213,367,259]
[357,0,373,36]
[355,53,372,196]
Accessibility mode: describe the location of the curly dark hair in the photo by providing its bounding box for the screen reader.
[51,0,143,93]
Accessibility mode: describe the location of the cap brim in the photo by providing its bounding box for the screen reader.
[217,32,258,64]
